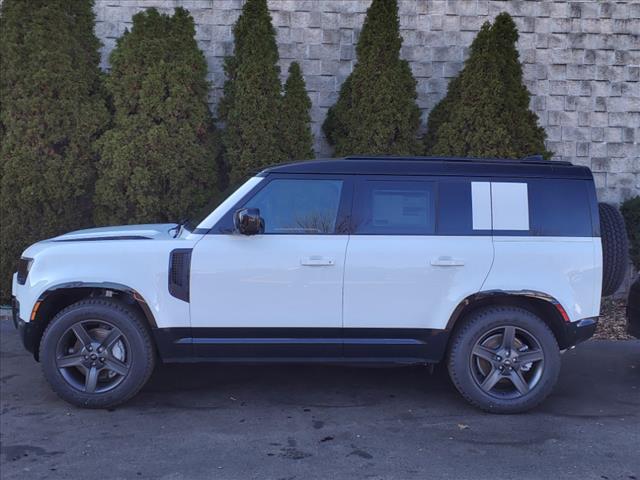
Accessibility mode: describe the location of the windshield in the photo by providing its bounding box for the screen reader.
[184,178,250,231]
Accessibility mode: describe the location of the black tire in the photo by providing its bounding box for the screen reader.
[39,298,155,408]
[599,202,629,297]
[447,306,560,414]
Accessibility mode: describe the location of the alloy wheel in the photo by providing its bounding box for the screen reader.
[470,325,545,399]
[55,319,130,394]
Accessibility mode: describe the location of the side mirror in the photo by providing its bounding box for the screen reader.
[234,208,264,235]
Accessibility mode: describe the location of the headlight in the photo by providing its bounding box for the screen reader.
[17,257,33,285]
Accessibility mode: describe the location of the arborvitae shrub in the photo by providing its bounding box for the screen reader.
[322,0,421,156]
[425,12,550,159]
[428,23,512,157]
[0,0,108,301]
[281,62,314,161]
[621,196,640,270]
[491,13,550,158]
[218,0,284,183]
[423,28,489,154]
[94,8,218,225]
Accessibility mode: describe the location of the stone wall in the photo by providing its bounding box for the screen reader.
[94,0,640,204]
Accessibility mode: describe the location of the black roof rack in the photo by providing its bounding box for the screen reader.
[343,154,570,166]
[258,156,590,180]
[520,154,545,162]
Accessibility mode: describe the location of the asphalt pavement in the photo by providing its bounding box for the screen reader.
[1,318,639,480]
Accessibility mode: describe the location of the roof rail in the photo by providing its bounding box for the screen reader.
[343,155,570,166]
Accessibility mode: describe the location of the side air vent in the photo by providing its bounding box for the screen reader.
[17,257,33,285]
[168,249,192,302]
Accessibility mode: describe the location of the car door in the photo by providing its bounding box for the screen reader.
[190,174,352,359]
[342,176,494,361]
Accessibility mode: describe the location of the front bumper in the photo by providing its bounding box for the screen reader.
[563,317,598,347]
[11,296,39,356]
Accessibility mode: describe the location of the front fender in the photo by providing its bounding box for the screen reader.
[13,239,195,329]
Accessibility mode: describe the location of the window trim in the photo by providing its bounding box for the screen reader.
[210,173,354,235]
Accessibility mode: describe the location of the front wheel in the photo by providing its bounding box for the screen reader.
[39,298,155,408]
[447,306,560,414]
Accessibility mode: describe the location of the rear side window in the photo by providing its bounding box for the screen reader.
[353,180,436,235]
[243,179,343,234]
[437,178,593,237]
[528,179,592,237]
[437,181,475,235]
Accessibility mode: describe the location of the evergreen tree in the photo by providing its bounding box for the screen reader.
[423,26,490,154]
[425,13,550,159]
[219,0,284,183]
[491,12,550,158]
[322,0,421,156]
[0,0,108,301]
[281,62,314,160]
[94,8,218,225]
[428,23,512,157]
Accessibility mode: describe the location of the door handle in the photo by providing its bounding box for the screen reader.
[431,256,465,267]
[301,256,335,266]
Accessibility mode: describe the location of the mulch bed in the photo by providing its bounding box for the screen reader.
[594,297,633,340]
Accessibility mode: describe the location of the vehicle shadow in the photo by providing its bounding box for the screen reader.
[134,341,640,417]
[140,362,461,408]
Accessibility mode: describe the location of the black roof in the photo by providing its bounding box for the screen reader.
[258,156,592,180]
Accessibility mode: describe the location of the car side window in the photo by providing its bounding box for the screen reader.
[354,180,436,235]
[243,179,344,234]
[528,179,592,236]
[437,180,475,235]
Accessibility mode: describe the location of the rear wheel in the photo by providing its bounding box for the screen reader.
[447,306,560,414]
[39,298,155,408]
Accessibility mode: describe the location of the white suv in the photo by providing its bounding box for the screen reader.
[11,156,628,413]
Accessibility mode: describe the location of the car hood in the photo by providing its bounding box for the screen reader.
[49,224,179,242]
